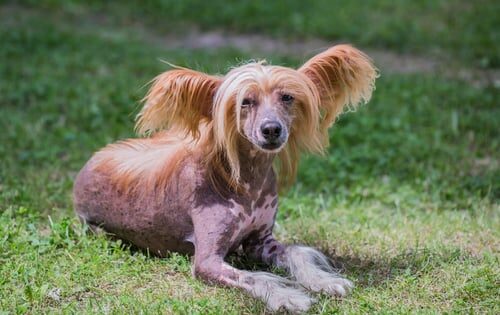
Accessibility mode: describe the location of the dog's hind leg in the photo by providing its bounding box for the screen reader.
[244,234,354,297]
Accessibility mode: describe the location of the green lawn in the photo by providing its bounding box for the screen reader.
[23,0,500,68]
[1,2,499,314]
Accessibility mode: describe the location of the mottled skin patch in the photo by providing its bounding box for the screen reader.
[74,156,198,256]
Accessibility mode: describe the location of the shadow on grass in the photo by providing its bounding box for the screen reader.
[224,243,474,289]
[327,246,474,288]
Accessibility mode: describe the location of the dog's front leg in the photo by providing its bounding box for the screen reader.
[244,234,353,297]
[191,207,315,313]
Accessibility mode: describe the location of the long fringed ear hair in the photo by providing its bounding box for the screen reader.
[136,66,221,137]
[299,44,378,145]
[276,45,378,187]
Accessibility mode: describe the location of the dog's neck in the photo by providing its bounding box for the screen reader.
[237,137,275,186]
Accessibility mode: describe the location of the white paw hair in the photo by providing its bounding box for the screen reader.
[285,245,354,297]
[239,271,315,313]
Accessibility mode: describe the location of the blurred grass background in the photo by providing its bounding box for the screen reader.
[1,1,499,314]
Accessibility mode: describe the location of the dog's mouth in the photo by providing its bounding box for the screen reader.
[258,141,285,152]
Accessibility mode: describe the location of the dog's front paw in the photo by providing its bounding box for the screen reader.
[285,245,354,297]
[305,274,354,297]
[242,271,316,313]
[270,291,315,314]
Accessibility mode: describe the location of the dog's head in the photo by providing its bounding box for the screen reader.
[214,62,315,154]
[136,45,378,185]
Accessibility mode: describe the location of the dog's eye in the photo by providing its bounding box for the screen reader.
[241,98,252,107]
[281,94,294,103]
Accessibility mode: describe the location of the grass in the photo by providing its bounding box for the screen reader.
[1,2,499,314]
[21,0,500,68]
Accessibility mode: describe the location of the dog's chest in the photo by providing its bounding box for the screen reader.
[228,190,278,246]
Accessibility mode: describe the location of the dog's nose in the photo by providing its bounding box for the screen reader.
[261,121,282,141]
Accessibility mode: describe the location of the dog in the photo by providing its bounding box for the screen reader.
[73,44,377,312]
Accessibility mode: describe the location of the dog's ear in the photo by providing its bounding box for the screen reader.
[299,45,378,131]
[136,67,221,136]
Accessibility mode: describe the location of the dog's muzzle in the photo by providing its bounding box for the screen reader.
[258,121,287,151]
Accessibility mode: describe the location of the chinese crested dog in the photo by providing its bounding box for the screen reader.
[74,45,377,312]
